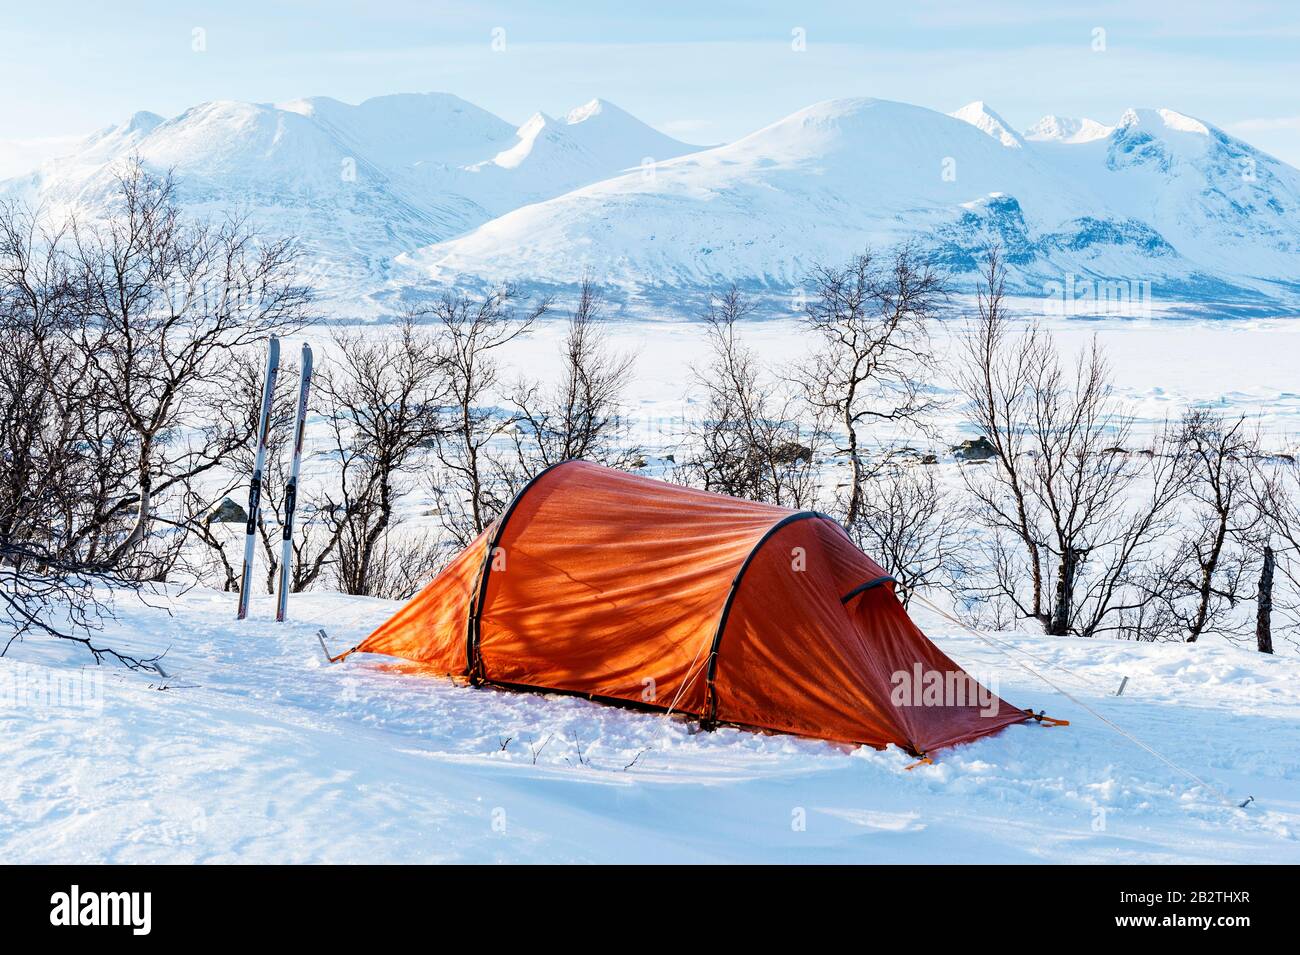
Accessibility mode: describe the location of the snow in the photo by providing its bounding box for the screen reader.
[3,314,1299,864]
[950,101,1025,148]
[2,584,1295,863]
[1121,107,1212,139]
[402,97,1102,294]
[1025,115,1114,145]
[488,113,557,170]
[0,92,702,313]
[404,97,1300,308]
[7,92,1300,314]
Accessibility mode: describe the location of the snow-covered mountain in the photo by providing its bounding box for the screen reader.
[404,98,1090,294]
[407,97,1300,310]
[1023,114,1113,144]
[950,101,1024,149]
[6,92,1299,312]
[456,98,702,217]
[1024,107,1300,286]
[0,133,83,179]
[0,93,701,307]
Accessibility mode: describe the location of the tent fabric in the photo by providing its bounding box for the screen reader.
[357,460,1028,754]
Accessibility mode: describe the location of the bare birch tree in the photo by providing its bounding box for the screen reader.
[1144,412,1264,643]
[959,249,1189,637]
[797,243,947,524]
[1250,450,1300,652]
[420,286,550,545]
[509,278,637,479]
[304,319,446,596]
[62,161,311,577]
[0,160,310,667]
[852,461,965,608]
[683,285,821,507]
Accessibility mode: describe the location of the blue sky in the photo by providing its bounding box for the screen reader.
[4,1,1300,163]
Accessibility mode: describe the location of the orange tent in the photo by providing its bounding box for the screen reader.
[352,460,1030,756]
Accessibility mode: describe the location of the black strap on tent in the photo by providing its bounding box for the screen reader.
[701,510,838,728]
[464,459,577,684]
[840,575,896,604]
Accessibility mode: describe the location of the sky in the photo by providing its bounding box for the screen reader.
[3,1,1300,165]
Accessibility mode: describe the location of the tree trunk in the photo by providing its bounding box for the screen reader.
[355,476,394,596]
[844,407,862,525]
[1048,547,1080,636]
[1256,545,1274,655]
[1028,538,1044,624]
[110,475,151,565]
[1187,517,1228,643]
[467,442,484,534]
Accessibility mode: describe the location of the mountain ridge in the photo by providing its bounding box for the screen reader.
[0,92,701,308]
[408,96,1300,310]
[4,92,1297,314]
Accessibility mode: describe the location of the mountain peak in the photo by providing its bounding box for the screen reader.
[1118,107,1212,137]
[566,98,615,125]
[281,91,484,116]
[517,111,558,135]
[565,98,699,161]
[949,101,1023,148]
[1024,114,1112,144]
[123,110,165,133]
[276,92,515,168]
[81,109,166,154]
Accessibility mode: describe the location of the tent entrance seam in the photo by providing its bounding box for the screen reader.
[466,459,577,683]
[702,510,838,728]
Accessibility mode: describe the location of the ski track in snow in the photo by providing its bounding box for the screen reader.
[2,586,1296,864]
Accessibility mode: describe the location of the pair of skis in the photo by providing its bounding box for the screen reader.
[236,336,314,622]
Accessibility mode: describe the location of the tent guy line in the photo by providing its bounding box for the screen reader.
[910,592,1249,811]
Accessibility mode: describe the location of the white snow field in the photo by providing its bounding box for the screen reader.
[1,585,1296,864]
[2,308,1298,865]
[3,312,1300,865]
